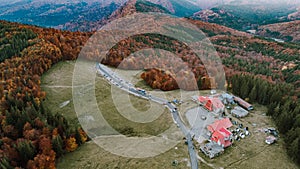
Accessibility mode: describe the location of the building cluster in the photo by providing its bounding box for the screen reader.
[196,92,254,159]
[207,118,233,148]
[196,92,253,118]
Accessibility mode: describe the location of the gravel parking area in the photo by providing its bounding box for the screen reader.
[185,106,217,143]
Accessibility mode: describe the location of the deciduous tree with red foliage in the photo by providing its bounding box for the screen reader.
[0,21,90,168]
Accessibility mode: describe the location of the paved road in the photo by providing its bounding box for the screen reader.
[97,63,198,169]
[166,103,198,169]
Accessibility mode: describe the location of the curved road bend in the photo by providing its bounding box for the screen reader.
[97,63,198,169]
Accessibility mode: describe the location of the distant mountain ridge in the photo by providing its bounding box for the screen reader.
[0,0,127,29]
[144,0,175,13]
[56,0,137,31]
[257,20,300,43]
[1,0,300,32]
[192,4,300,31]
[55,0,202,31]
[192,2,300,31]
[0,0,202,31]
[161,0,201,17]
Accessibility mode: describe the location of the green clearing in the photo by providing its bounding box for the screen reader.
[42,61,298,169]
[42,61,194,168]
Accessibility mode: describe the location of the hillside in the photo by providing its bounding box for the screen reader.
[91,2,299,94]
[55,0,202,32]
[144,0,175,13]
[1,0,300,32]
[59,0,176,32]
[257,20,300,43]
[61,0,137,32]
[0,0,201,32]
[135,0,171,13]
[0,20,91,168]
[0,0,126,31]
[0,1,299,167]
[88,5,300,165]
[192,3,300,31]
[166,0,201,17]
[143,0,201,16]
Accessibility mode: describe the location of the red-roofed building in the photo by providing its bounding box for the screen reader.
[211,127,232,148]
[207,118,233,148]
[207,118,233,133]
[198,96,225,113]
[198,96,208,105]
[233,97,253,111]
[205,98,225,112]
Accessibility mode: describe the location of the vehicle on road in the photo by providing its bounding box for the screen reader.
[137,88,146,95]
[97,63,198,169]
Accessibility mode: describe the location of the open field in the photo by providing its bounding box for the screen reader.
[41,61,77,122]
[42,61,194,168]
[42,61,299,169]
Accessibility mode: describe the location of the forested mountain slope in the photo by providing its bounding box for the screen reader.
[257,20,300,43]
[192,2,300,31]
[0,20,91,168]
[0,1,299,167]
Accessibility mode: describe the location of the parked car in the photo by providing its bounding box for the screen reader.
[239,133,245,139]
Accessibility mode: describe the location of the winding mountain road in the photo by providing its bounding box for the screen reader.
[96,63,198,169]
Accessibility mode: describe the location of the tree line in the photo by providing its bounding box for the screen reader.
[0,23,37,62]
[229,74,300,164]
[0,22,91,169]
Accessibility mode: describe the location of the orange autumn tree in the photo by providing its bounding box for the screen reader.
[51,128,65,157]
[0,21,90,168]
[78,128,88,143]
[27,135,56,169]
[65,137,78,152]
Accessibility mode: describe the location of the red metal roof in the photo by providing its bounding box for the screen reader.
[198,96,224,112]
[207,118,233,133]
[219,127,232,136]
[234,97,253,110]
[211,127,232,148]
[198,96,208,103]
[205,100,213,111]
[210,98,224,109]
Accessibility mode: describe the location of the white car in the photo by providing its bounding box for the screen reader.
[239,133,245,139]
